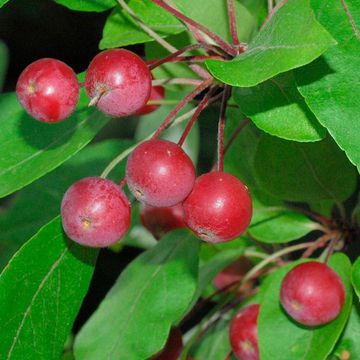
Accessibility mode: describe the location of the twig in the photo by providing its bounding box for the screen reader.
[227,0,240,50]
[268,0,274,13]
[301,233,332,259]
[223,118,250,154]
[260,0,287,30]
[152,78,204,86]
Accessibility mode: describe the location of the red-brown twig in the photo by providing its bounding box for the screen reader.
[260,0,287,30]
[227,0,240,50]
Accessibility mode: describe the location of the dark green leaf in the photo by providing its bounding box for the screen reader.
[54,0,115,12]
[0,91,109,198]
[258,253,352,360]
[206,0,335,87]
[234,72,326,142]
[249,194,318,243]
[296,0,360,171]
[100,0,184,49]
[0,217,97,359]
[351,257,360,300]
[74,230,200,360]
[0,140,131,269]
[331,302,360,360]
[172,0,260,43]
[254,134,357,202]
[0,40,8,92]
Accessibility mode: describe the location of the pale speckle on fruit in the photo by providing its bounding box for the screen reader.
[241,339,254,353]
[290,300,302,312]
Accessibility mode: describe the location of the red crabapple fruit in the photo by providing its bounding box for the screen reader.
[84,49,151,117]
[152,328,183,360]
[61,177,131,247]
[16,58,79,122]
[229,304,260,360]
[126,139,196,207]
[135,85,165,115]
[140,203,186,240]
[213,256,253,292]
[280,261,345,326]
[183,171,252,243]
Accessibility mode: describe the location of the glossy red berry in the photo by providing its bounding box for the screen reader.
[126,139,196,207]
[85,49,151,117]
[229,304,260,360]
[280,261,345,326]
[135,85,165,115]
[61,177,131,248]
[16,58,79,122]
[140,203,186,240]
[152,328,183,360]
[183,172,252,243]
[213,256,253,292]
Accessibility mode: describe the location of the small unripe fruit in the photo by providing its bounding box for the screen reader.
[85,49,151,117]
[152,328,183,360]
[126,139,196,207]
[183,172,252,243]
[135,85,165,115]
[280,261,345,326]
[16,58,79,122]
[61,177,131,247]
[140,203,186,240]
[229,304,260,360]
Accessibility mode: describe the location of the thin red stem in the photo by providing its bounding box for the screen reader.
[227,0,240,50]
[217,86,231,172]
[178,87,218,146]
[150,0,237,57]
[260,0,287,30]
[119,178,127,188]
[223,118,250,154]
[152,78,213,139]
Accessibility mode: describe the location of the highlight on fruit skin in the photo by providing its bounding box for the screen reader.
[229,304,260,360]
[16,58,79,123]
[61,177,131,248]
[84,48,152,117]
[280,261,345,326]
[183,171,252,243]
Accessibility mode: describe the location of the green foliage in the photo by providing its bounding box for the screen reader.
[54,0,116,12]
[352,257,360,300]
[74,230,200,360]
[258,254,353,360]
[0,217,98,359]
[234,72,326,142]
[206,0,335,87]
[0,40,8,92]
[254,134,357,202]
[296,0,360,171]
[0,91,109,199]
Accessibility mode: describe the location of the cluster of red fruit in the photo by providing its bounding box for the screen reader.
[16,48,253,248]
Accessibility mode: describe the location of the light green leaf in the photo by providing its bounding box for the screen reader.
[0,40,8,92]
[0,140,131,270]
[258,253,352,360]
[249,194,318,243]
[234,72,326,142]
[254,134,357,202]
[74,230,200,360]
[100,0,184,49]
[0,0,10,8]
[351,257,360,300]
[0,217,97,359]
[296,0,360,171]
[0,91,109,198]
[206,0,335,87]
[54,0,115,12]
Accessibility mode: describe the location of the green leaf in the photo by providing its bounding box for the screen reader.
[351,257,360,300]
[296,0,360,171]
[0,140,131,269]
[0,217,98,359]
[258,253,353,360]
[53,0,115,12]
[0,91,109,198]
[100,0,184,49]
[172,0,260,43]
[0,0,10,8]
[135,89,199,164]
[74,230,200,360]
[331,302,360,360]
[254,134,357,202]
[249,194,318,243]
[0,40,8,92]
[234,72,326,142]
[206,0,335,87]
